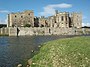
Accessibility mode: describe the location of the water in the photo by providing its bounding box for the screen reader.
[0,35,81,67]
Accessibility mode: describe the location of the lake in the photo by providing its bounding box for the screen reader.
[0,35,83,67]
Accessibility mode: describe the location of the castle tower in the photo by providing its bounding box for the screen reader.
[8,10,34,27]
[55,12,69,28]
[55,10,59,15]
[8,14,13,27]
[71,12,82,28]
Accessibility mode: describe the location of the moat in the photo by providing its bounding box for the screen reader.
[0,35,88,67]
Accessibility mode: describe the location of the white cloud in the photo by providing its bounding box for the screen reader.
[49,3,72,8]
[82,22,90,27]
[39,3,72,16]
[0,10,10,13]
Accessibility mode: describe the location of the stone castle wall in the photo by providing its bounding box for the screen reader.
[0,27,9,35]
[8,27,84,36]
[0,27,90,36]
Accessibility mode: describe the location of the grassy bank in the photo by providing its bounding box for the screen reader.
[30,36,90,67]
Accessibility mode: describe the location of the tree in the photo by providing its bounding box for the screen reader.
[24,24,31,27]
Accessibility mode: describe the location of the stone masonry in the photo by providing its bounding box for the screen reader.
[8,10,82,28]
[8,10,34,27]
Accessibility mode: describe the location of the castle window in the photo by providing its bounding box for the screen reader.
[15,15,17,18]
[61,16,64,21]
[28,13,30,15]
[66,17,67,21]
[55,21,57,23]
[21,16,23,18]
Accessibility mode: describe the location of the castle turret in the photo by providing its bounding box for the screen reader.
[71,12,82,28]
[55,10,59,14]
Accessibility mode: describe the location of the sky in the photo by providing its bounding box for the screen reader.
[0,0,90,26]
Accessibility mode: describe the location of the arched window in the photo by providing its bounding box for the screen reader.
[28,13,30,15]
[21,16,23,18]
[15,15,17,18]
[61,16,63,21]
[66,17,67,21]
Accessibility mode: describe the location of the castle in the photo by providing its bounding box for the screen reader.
[8,10,82,28]
[1,10,90,36]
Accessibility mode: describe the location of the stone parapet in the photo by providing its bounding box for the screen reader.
[0,27,9,36]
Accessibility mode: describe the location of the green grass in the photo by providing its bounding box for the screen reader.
[0,34,9,36]
[30,36,90,67]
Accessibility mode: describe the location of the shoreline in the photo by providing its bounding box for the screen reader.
[27,36,90,67]
[18,35,90,67]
